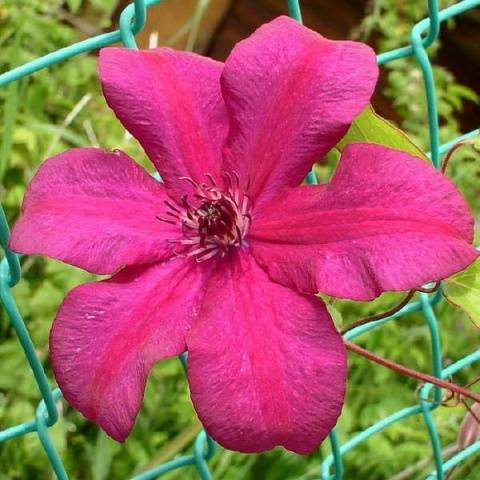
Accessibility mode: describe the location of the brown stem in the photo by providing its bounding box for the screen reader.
[345,340,480,404]
[464,373,480,390]
[340,290,415,334]
[441,139,476,174]
[442,374,480,407]
[341,282,441,335]
[444,464,457,480]
[440,387,461,408]
[462,398,480,424]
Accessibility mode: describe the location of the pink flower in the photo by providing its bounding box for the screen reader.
[10,16,477,454]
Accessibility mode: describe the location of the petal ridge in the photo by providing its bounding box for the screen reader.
[10,148,180,274]
[50,257,215,441]
[221,16,378,207]
[99,47,228,199]
[186,250,346,454]
[250,143,477,300]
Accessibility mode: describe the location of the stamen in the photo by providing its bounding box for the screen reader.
[232,171,240,189]
[235,226,243,245]
[160,172,253,262]
[186,244,219,258]
[178,176,198,187]
[224,171,234,191]
[205,173,216,186]
[196,248,222,263]
[164,199,182,213]
[156,216,177,225]
[167,236,201,245]
[245,175,252,193]
[182,223,197,231]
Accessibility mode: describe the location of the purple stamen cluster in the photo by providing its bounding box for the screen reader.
[158,173,252,262]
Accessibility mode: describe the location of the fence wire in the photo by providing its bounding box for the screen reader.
[0,0,479,479]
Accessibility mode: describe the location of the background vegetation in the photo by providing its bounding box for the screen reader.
[0,0,479,478]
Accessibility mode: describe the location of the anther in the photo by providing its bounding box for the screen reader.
[160,172,252,262]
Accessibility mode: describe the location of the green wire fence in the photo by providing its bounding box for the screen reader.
[0,0,479,479]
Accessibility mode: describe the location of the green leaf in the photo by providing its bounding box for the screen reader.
[473,135,480,152]
[336,105,428,161]
[444,258,480,327]
[317,294,343,327]
[90,431,120,480]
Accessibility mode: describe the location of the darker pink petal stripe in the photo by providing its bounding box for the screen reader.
[99,47,228,200]
[50,258,214,441]
[186,251,346,454]
[10,148,180,274]
[250,143,478,300]
[221,16,378,208]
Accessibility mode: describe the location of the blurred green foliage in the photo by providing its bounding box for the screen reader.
[0,1,479,479]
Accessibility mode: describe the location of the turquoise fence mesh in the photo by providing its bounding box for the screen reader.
[0,0,479,479]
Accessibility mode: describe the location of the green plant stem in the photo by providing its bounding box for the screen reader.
[344,340,480,404]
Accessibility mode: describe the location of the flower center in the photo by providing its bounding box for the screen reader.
[158,173,252,262]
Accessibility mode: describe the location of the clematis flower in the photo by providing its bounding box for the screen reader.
[10,16,478,454]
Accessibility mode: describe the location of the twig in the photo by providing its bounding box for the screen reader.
[131,420,202,475]
[186,0,211,51]
[83,119,99,147]
[441,139,476,174]
[462,399,480,426]
[388,443,459,480]
[340,291,415,334]
[345,341,480,404]
[445,466,457,480]
[45,93,92,158]
[57,8,103,37]
[341,282,441,335]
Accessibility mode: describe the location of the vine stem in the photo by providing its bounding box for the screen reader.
[340,291,414,334]
[340,283,440,335]
[441,139,476,173]
[344,340,480,404]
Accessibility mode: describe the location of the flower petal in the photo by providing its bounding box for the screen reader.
[99,47,228,200]
[221,16,378,208]
[186,251,346,454]
[10,148,180,274]
[50,257,213,441]
[250,143,478,300]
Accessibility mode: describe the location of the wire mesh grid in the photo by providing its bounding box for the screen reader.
[0,0,479,479]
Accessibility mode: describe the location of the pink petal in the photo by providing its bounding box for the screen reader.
[99,48,228,200]
[50,257,213,441]
[186,251,346,454]
[221,16,378,208]
[457,403,480,449]
[250,143,478,300]
[10,148,180,275]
